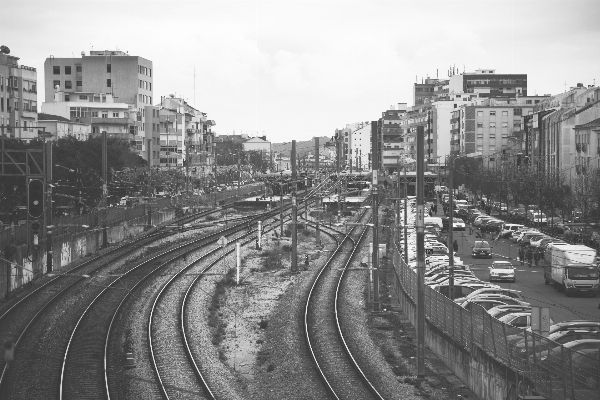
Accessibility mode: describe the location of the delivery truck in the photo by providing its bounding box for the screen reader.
[544,244,599,296]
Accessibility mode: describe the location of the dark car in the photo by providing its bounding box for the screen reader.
[472,240,492,258]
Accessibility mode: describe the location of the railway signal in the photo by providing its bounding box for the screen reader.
[28,178,44,219]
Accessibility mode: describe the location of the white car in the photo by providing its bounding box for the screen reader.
[454,287,524,304]
[489,260,516,283]
[453,218,466,231]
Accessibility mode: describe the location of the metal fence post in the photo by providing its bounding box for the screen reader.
[502,323,511,368]
[490,313,497,358]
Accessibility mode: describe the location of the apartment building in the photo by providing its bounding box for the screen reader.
[38,112,90,141]
[44,50,153,159]
[41,90,134,140]
[0,52,38,140]
[413,78,448,107]
[158,95,216,172]
[459,98,539,168]
[449,69,527,98]
[529,84,600,182]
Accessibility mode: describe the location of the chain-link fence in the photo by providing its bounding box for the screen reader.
[392,249,600,400]
[0,183,265,248]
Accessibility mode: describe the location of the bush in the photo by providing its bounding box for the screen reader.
[281,244,292,252]
[263,248,285,270]
[206,215,216,221]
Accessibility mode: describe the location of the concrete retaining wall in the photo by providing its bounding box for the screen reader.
[398,287,517,400]
[0,209,175,300]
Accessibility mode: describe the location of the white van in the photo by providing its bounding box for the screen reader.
[424,217,443,229]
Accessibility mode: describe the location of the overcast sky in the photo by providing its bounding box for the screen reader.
[3,0,599,142]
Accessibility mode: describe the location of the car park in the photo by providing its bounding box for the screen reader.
[488,260,516,282]
[472,240,492,258]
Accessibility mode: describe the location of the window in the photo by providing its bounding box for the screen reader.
[477,133,484,139]
[79,95,88,100]
[107,79,111,87]
[65,95,70,101]
[53,66,60,74]
[502,111,508,116]
[490,111,496,116]
[490,122,496,128]
[76,65,82,73]
[477,123,483,128]
[477,145,483,151]
[92,111,98,117]
[477,111,483,117]
[76,80,82,87]
[502,122,508,128]
[53,80,60,88]
[65,66,71,75]
[64,81,72,89]
[113,112,119,118]
[102,112,108,118]
[490,134,496,139]
[149,82,152,91]
[514,108,522,116]
[526,100,532,104]
[107,64,111,73]
[514,122,521,129]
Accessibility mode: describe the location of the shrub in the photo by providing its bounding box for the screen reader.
[206,215,216,221]
[259,319,268,329]
[281,244,291,252]
[263,248,285,270]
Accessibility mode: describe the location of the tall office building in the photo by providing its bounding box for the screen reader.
[44,50,153,158]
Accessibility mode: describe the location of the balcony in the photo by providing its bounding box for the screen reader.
[22,109,37,118]
[80,117,131,125]
[187,128,199,134]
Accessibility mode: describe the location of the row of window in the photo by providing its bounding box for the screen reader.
[69,107,122,119]
[476,122,518,128]
[139,79,151,91]
[139,65,151,77]
[138,94,152,105]
[53,79,113,90]
[53,65,88,75]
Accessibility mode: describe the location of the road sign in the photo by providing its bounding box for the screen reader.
[217,236,228,247]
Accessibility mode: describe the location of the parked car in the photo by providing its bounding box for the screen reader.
[453,218,466,231]
[489,260,516,282]
[488,305,532,319]
[499,312,555,329]
[472,240,492,258]
[454,288,525,304]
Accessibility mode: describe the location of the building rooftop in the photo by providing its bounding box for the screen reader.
[38,113,71,123]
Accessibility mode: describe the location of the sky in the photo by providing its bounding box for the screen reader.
[2,0,600,143]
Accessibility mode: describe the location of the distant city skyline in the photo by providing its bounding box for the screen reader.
[2,0,599,142]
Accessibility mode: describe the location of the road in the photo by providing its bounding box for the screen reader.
[448,224,600,324]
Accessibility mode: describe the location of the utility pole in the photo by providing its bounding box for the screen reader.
[185,140,190,194]
[404,163,408,265]
[291,140,298,273]
[448,156,455,300]
[371,121,380,312]
[147,139,152,227]
[315,138,320,246]
[237,151,241,200]
[102,131,108,248]
[396,156,401,250]
[416,125,426,379]
[336,132,342,222]
[46,141,53,273]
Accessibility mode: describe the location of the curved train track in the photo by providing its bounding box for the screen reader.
[304,201,386,400]
[0,181,329,399]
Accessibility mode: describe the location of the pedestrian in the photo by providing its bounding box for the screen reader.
[534,249,540,267]
[304,254,310,270]
[527,248,533,267]
[469,223,473,235]
[429,208,433,217]
[519,246,524,265]
[453,240,459,253]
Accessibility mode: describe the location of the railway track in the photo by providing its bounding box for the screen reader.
[0,208,219,380]
[0,181,328,399]
[147,217,285,399]
[0,207,263,399]
[304,203,385,400]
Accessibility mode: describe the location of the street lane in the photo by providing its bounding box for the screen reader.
[451,226,600,324]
